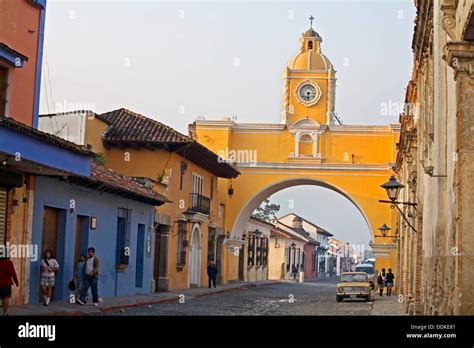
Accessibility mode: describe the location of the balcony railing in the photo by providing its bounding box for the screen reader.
[190,193,210,215]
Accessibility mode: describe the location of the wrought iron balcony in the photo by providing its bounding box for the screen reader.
[190,193,210,215]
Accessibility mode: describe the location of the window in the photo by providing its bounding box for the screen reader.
[210,177,214,200]
[256,237,262,266]
[177,221,187,266]
[207,228,216,263]
[191,173,203,195]
[0,67,8,116]
[247,235,255,266]
[291,247,296,269]
[179,161,186,191]
[312,252,317,272]
[296,248,300,270]
[298,134,313,157]
[116,208,131,267]
[308,41,313,50]
[262,238,268,266]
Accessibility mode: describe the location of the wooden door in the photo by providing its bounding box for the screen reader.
[42,207,59,257]
[40,207,59,302]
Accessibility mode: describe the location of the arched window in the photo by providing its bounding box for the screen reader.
[308,41,313,50]
[298,133,313,156]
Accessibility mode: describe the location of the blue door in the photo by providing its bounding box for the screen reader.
[135,224,145,288]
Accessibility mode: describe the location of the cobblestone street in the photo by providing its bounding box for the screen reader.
[110,277,400,316]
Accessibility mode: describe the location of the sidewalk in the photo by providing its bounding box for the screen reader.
[8,280,280,316]
[371,293,407,315]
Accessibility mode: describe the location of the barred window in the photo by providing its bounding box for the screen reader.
[177,221,187,265]
[262,238,268,266]
[256,237,262,266]
[0,67,8,116]
[247,235,255,266]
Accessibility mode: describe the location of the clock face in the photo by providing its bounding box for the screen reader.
[299,84,317,102]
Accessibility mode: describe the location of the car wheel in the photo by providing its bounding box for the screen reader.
[336,296,343,303]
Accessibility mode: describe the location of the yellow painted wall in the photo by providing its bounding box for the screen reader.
[193,123,400,283]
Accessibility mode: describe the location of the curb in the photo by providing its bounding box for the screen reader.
[98,296,178,314]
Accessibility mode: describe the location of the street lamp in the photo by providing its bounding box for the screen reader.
[377,224,391,237]
[381,175,404,202]
[375,224,399,243]
[183,208,196,223]
[378,175,417,233]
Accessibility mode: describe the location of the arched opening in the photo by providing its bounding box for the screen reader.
[235,179,373,282]
[231,178,373,241]
[308,40,313,50]
[298,133,314,156]
[188,223,201,288]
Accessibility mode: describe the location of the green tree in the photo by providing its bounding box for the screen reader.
[253,198,280,221]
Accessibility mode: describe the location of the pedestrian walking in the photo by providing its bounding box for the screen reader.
[385,268,395,296]
[77,247,101,306]
[377,268,386,297]
[291,265,299,280]
[0,256,19,316]
[75,254,87,302]
[207,261,218,289]
[40,249,60,306]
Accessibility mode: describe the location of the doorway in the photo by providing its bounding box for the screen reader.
[74,215,89,274]
[40,207,66,302]
[135,224,145,288]
[188,224,201,288]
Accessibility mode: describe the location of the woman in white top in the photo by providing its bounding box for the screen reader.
[40,249,60,306]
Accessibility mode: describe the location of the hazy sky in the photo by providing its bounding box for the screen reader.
[40,0,415,247]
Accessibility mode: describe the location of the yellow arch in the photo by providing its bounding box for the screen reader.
[230,177,373,240]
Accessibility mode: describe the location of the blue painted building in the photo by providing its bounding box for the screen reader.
[29,162,169,303]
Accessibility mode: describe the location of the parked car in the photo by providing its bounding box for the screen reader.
[336,272,373,302]
[355,263,375,289]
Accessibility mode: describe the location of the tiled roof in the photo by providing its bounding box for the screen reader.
[278,213,333,237]
[270,228,291,239]
[274,222,309,243]
[65,161,171,206]
[249,215,277,227]
[0,115,93,156]
[96,109,239,179]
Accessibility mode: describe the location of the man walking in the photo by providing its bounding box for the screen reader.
[77,247,101,306]
[385,268,395,296]
[207,261,218,289]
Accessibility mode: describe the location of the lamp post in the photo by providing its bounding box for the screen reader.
[379,175,417,233]
[375,224,399,243]
[183,208,196,223]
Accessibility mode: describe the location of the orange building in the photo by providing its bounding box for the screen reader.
[0,0,46,126]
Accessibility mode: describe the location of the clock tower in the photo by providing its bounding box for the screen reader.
[281,23,336,126]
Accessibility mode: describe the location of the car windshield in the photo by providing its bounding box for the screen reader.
[341,274,368,282]
[355,267,374,275]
